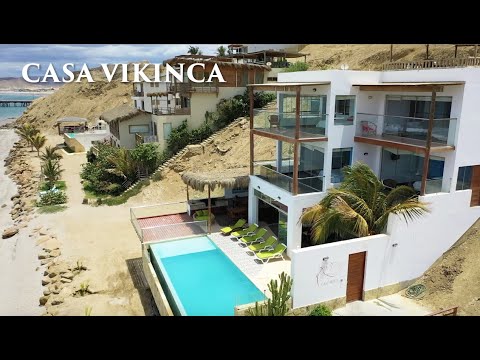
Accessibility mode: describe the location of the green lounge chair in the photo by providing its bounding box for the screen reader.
[232,223,258,238]
[247,236,278,252]
[239,228,268,245]
[254,243,287,264]
[220,219,247,235]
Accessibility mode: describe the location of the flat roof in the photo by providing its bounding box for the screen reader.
[230,50,307,58]
[353,81,465,86]
[248,81,330,87]
[56,117,87,123]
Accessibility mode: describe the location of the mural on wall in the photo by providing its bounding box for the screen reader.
[316,259,343,287]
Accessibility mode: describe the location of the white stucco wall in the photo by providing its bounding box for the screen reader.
[291,234,390,308]
[118,113,154,149]
[290,190,480,308]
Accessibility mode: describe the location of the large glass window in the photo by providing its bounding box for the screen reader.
[334,95,356,125]
[163,123,172,140]
[457,166,473,190]
[331,148,352,183]
[279,94,327,114]
[380,148,445,193]
[129,124,150,134]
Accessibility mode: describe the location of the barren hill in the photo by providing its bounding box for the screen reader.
[301,44,475,70]
[408,219,480,316]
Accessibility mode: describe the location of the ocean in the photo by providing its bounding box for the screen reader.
[0,92,45,126]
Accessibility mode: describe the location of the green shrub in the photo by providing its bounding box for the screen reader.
[103,180,149,206]
[309,304,332,316]
[283,62,309,72]
[166,120,191,155]
[131,143,161,174]
[247,272,293,316]
[37,191,67,206]
[104,183,123,195]
[39,181,66,191]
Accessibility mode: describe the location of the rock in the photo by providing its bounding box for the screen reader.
[60,278,72,284]
[2,227,18,239]
[50,249,61,258]
[10,193,20,201]
[35,235,51,246]
[61,272,74,280]
[38,253,50,260]
[41,277,51,286]
[40,238,61,250]
[11,212,20,220]
[39,231,48,236]
[40,259,51,266]
[39,296,49,306]
[50,297,64,306]
[48,271,58,278]
[1,204,6,208]
[43,289,51,296]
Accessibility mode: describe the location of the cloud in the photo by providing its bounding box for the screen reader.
[0,44,224,77]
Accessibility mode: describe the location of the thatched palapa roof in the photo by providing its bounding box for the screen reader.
[100,104,144,124]
[56,116,87,124]
[181,168,250,191]
[164,55,271,71]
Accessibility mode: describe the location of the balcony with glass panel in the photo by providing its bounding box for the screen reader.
[355,113,456,152]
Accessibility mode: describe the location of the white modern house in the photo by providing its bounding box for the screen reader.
[247,67,480,308]
[106,55,270,150]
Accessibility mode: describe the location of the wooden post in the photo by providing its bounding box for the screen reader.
[293,86,301,195]
[475,44,478,58]
[186,184,190,202]
[293,142,299,195]
[454,45,458,58]
[390,44,393,62]
[425,44,430,60]
[249,86,254,175]
[208,186,212,233]
[420,90,437,196]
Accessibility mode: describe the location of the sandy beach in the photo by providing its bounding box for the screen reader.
[0,129,43,315]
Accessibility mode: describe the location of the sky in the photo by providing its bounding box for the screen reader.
[0,44,223,78]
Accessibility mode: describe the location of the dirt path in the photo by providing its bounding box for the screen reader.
[37,142,155,315]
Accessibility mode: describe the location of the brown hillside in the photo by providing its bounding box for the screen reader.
[301,44,476,70]
[408,219,480,316]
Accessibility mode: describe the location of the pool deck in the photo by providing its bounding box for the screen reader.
[208,232,291,295]
[138,213,206,242]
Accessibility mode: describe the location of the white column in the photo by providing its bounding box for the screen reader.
[248,181,258,225]
[286,204,303,257]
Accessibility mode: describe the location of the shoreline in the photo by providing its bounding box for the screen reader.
[0,89,57,95]
[0,130,43,315]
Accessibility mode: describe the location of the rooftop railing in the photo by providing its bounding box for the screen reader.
[382,57,480,71]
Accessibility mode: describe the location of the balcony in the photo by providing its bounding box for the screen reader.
[355,113,456,152]
[133,90,144,97]
[170,82,219,94]
[253,110,328,141]
[253,163,324,195]
[152,107,191,116]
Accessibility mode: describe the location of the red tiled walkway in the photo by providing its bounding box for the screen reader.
[137,213,206,243]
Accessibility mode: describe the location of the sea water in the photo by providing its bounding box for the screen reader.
[0,92,44,126]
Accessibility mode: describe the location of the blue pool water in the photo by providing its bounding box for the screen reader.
[150,236,266,316]
[67,133,75,138]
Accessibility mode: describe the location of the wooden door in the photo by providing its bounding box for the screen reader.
[470,166,480,207]
[346,252,366,303]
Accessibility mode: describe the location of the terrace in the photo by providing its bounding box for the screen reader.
[130,201,291,312]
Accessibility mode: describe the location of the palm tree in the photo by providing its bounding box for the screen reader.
[106,148,138,181]
[217,46,227,56]
[40,146,63,162]
[30,133,47,157]
[42,159,63,189]
[188,46,202,55]
[15,123,39,151]
[301,162,429,245]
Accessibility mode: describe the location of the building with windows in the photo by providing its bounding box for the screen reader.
[247,67,480,308]
[106,55,270,150]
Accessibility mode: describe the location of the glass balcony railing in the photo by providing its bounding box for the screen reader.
[253,164,324,194]
[253,110,327,139]
[356,113,457,147]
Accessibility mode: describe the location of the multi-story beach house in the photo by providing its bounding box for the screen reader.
[131,58,480,315]
[103,55,270,150]
[247,65,480,308]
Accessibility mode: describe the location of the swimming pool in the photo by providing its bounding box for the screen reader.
[149,236,266,316]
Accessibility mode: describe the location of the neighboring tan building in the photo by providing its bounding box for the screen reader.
[109,55,270,150]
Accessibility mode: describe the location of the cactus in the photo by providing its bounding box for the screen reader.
[247,272,293,316]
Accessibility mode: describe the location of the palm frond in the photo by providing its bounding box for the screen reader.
[385,185,418,207]
[330,196,370,237]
